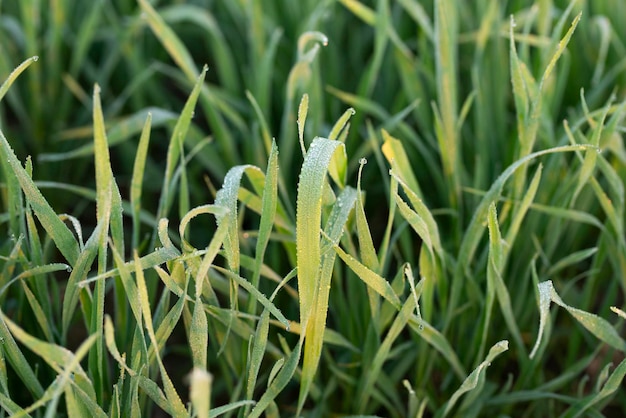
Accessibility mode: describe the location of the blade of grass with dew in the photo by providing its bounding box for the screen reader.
[150,280,189,368]
[82,218,182,287]
[333,245,401,309]
[248,140,279,315]
[93,83,126,400]
[0,55,38,102]
[474,202,501,362]
[391,169,442,256]
[131,113,152,250]
[47,336,103,418]
[549,280,626,351]
[215,165,265,274]
[438,340,509,418]
[24,185,53,321]
[190,293,209,370]
[133,252,187,418]
[299,186,358,413]
[294,136,350,410]
[327,108,353,188]
[295,137,345,327]
[245,268,300,415]
[61,206,109,342]
[0,127,79,265]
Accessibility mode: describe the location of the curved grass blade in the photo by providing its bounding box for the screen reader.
[439,340,509,418]
[549,281,626,351]
[0,56,38,102]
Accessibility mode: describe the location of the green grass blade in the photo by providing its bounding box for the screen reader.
[296,137,344,326]
[0,56,38,102]
[548,281,626,351]
[0,128,79,265]
[131,113,152,250]
[381,130,422,198]
[0,314,44,399]
[299,187,358,413]
[334,245,401,309]
[133,252,187,417]
[190,295,209,370]
[61,213,108,342]
[248,140,279,315]
[248,339,302,418]
[434,0,460,208]
[439,341,509,418]
[137,0,198,80]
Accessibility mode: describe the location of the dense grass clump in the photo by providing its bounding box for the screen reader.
[1,0,626,417]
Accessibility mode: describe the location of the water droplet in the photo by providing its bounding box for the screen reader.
[32,56,39,62]
[359,157,367,165]
[285,323,291,332]
[418,324,424,331]
[66,266,73,273]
